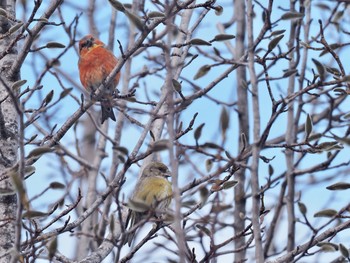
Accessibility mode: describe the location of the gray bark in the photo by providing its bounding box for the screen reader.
[0,0,19,262]
[234,1,248,261]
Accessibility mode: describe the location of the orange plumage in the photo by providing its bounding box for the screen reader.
[78,34,121,124]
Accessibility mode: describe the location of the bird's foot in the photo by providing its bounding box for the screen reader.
[115,89,136,99]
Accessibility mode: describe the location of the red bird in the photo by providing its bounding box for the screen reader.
[78,34,121,124]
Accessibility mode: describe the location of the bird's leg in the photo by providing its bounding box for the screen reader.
[89,87,99,101]
[111,89,120,99]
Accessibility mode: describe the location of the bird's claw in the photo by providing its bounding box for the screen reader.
[115,89,136,99]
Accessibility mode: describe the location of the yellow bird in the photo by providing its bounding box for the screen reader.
[124,162,173,246]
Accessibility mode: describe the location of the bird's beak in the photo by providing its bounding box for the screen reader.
[81,38,94,50]
[164,170,172,177]
[85,38,94,48]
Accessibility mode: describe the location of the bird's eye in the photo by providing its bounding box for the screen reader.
[80,37,94,50]
[158,167,167,173]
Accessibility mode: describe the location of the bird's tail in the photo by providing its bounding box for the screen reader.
[100,102,116,124]
[123,210,139,246]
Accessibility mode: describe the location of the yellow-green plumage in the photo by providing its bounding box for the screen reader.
[133,176,172,206]
[124,162,172,246]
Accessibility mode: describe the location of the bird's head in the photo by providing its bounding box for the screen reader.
[142,162,171,178]
[78,34,104,55]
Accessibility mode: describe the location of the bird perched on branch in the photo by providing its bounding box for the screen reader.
[124,162,173,246]
[78,34,121,124]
